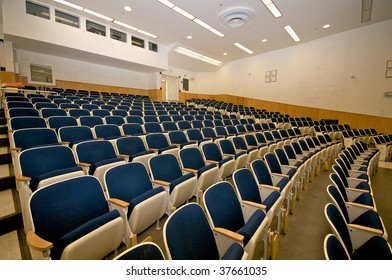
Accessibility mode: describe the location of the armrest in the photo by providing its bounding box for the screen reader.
[15,175,31,182]
[108,198,129,208]
[117,154,129,160]
[60,141,70,146]
[348,177,367,183]
[259,184,280,191]
[345,202,373,210]
[206,160,219,164]
[271,173,289,178]
[213,227,244,243]
[242,200,267,210]
[77,162,91,168]
[347,224,383,235]
[152,180,171,186]
[10,147,22,152]
[182,168,198,174]
[26,231,53,251]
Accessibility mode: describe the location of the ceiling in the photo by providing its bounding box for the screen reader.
[3,0,392,72]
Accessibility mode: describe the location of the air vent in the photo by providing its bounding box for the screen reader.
[219,8,254,28]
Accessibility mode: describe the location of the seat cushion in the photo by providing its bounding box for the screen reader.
[170,172,195,193]
[237,209,266,245]
[351,236,392,260]
[262,191,281,212]
[222,242,244,260]
[352,210,383,233]
[130,150,155,160]
[219,156,233,168]
[128,186,165,217]
[53,210,120,260]
[33,166,83,191]
[90,158,124,174]
[198,163,217,177]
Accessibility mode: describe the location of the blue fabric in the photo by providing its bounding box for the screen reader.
[233,169,262,204]
[165,204,220,260]
[351,236,392,260]
[219,156,233,167]
[54,210,120,259]
[34,166,83,191]
[352,210,384,232]
[326,204,353,253]
[30,176,113,260]
[198,163,216,177]
[222,242,244,260]
[325,235,349,260]
[237,209,266,245]
[202,143,223,161]
[170,172,195,193]
[14,128,59,151]
[91,158,124,174]
[131,150,155,160]
[59,126,94,145]
[262,191,281,212]
[116,137,148,156]
[128,187,165,217]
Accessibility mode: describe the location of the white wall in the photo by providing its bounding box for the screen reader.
[196,20,392,118]
[17,50,153,89]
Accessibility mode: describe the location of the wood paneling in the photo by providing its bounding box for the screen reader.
[0,72,17,83]
[180,92,392,134]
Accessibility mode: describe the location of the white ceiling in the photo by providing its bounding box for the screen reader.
[3,0,392,72]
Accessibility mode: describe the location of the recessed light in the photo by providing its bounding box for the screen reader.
[323,24,330,29]
[124,6,132,12]
[223,52,228,56]
[284,25,301,42]
[187,35,193,39]
[262,39,268,43]
[234,42,254,54]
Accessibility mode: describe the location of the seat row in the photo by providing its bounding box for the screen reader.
[323,141,392,259]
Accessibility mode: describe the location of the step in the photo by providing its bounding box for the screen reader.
[0,117,6,126]
[0,126,7,134]
[0,138,9,147]
[0,153,12,165]
[0,176,16,192]
[0,212,23,236]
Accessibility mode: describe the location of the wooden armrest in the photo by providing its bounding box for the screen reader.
[77,162,91,167]
[348,177,367,182]
[271,173,289,178]
[108,198,129,208]
[15,175,31,182]
[242,200,267,210]
[26,231,53,251]
[117,154,129,159]
[346,187,369,193]
[10,147,22,151]
[345,202,373,210]
[283,165,297,169]
[259,184,280,191]
[223,153,234,157]
[60,141,70,146]
[152,180,171,186]
[347,224,383,235]
[95,137,105,140]
[213,227,244,242]
[206,160,219,164]
[148,148,159,152]
[8,129,13,133]
[182,168,198,173]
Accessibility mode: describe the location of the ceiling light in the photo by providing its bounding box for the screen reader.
[323,24,330,29]
[208,28,225,38]
[193,18,211,29]
[223,52,228,56]
[157,0,175,9]
[137,29,158,39]
[83,8,114,21]
[113,20,137,31]
[172,6,196,20]
[187,35,193,39]
[262,39,268,43]
[284,25,301,42]
[261,0,282,18]
[53,0,83,11]
[124,6,132,12]
[234,42,254,54]
[175,47,222,66]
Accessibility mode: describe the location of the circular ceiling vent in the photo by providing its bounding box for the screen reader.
[219,8,254,28]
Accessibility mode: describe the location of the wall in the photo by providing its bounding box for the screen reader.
[196,20,392,118]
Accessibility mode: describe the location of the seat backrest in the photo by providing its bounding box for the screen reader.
[68,109,91,118]
[164,203,220,260]
[332,164,349,188]
[329,173,349,202]
[218,139,236,155]
[12,128,59,150]
[19,145,80,190]
[179,147,205,170]
[104,162,153,202]
[149,154,182,182]
[9,116,47,130]
[79,116,104,128]
[283,145,297,160]
[58,125,95,145]
[324,234,350,260]
[144,122,163,133]
[324,203,353,254]
[105,115,125,126]
[203,181,245,232]
[177,120,191,130]
[29,176,112,259]
[186,128,203,141]
[94,124,122,140]
[232,136,248,150]
[92,109,111,118]
[275,148,290,165]
[146,133,170,150]
[264,152,282,174]
[74,140,118,164]
[48,116,78,130]
[114,242,165,260]
[250,159,273,185]
[201,142,223,161]
[233,168,262,204]
[122,123,145,136]
[8,108,39,118]
[162,121,178,132]
[115,136,147,156]
[326,185,350,223]
[168,130,188,145]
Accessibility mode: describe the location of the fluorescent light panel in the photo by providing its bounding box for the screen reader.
[83,8,113,22]
[156,1,225,37]
[113,20,137,31]
[234,42,254,54]
[53,0,83,11]
[261,0,282,18]
[284,25,301,42]
[175,47,222,66]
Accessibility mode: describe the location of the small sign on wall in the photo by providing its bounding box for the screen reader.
[265,70,277,83]
[386,60,392,78]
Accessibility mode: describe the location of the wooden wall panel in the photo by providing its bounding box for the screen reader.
[180,92,392,134]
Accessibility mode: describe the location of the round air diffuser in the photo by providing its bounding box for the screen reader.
[219,8,254,28]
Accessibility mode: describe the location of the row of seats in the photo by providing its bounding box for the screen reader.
[323,141,392,259]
